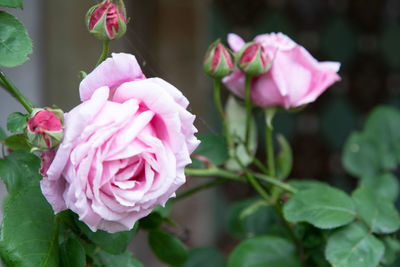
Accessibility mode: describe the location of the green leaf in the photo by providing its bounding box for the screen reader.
[0,11,32,67]
[225,96,257,171]
[342,132,380,178]
[4,134,30,151]
[283,184,356,229]
[381,237,400,265]
[288,179,327,191]
[239,199,269,222]
[139,212,163,230]
[275,134,293,179]
[361,173,399,202]
[325,222,385,267]
[0,0,22,8]
[228,236,300,267]
[75,216,138,255]
[60,238,86,267]
[363,106,400,170]
[342,106,400,178]
[0,185,59,266]
[227,198,287,239]
[352,187,400,234]
[152,201,171,218]
[173,247,225,267]
[0,150,41,194]
[148,230,188,265]
[98,251,144,267]
[0,127,7,140]
[7,112,27,134]
[194,134,228,166]
[188,157,205,168]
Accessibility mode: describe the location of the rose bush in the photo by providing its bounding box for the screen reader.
[223,32,341,109]
[40,53,199,233]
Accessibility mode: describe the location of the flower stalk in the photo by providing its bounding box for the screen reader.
[213,78,233,151]
[244,74,252,148]
[97,40,110,66]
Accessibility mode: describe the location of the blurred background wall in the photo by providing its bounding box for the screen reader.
[1,0,400,265]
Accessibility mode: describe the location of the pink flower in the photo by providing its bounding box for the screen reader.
[223,33,341,109]
[40,53,199,233]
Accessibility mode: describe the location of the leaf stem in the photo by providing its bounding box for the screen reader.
[0,71,34,113]
[244,74,252,147]
[96,40,110,66]
[172,179,226,202]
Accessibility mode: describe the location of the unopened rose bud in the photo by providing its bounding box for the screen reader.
[86,0,127,40]
[26,108,64,152]
[237,42,272,76]
[203,40,234,79]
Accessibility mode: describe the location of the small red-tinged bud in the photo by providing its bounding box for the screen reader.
[26,108,64,152]
[86,0,127,40]
[203,39,234,79]
[237,42,272,76]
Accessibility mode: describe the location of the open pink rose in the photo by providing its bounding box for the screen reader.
[223,33,341,109]
[40,53,199,233]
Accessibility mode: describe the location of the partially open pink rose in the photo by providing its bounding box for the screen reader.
[40,53,199,233]
[223,33,341,109]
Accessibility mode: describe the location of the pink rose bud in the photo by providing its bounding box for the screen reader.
[237,42,272,76]
[203,40,234,79]
[86,0,127,40]
[26,108,64,152]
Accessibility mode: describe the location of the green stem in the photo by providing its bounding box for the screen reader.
[172,179,226,202]
[239,139,269,174]
[274,202,307,266]
[246,171,270,202]
[185,167,297,195]
[265,108,276,177]
[234,155,271,202]
[185,167,243,182]
[254,173,297,194]
[0,71,34,113]
[96,40,110,66]
[265,108,283,203]
[244,74,253,147]
[213,78,233,151]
